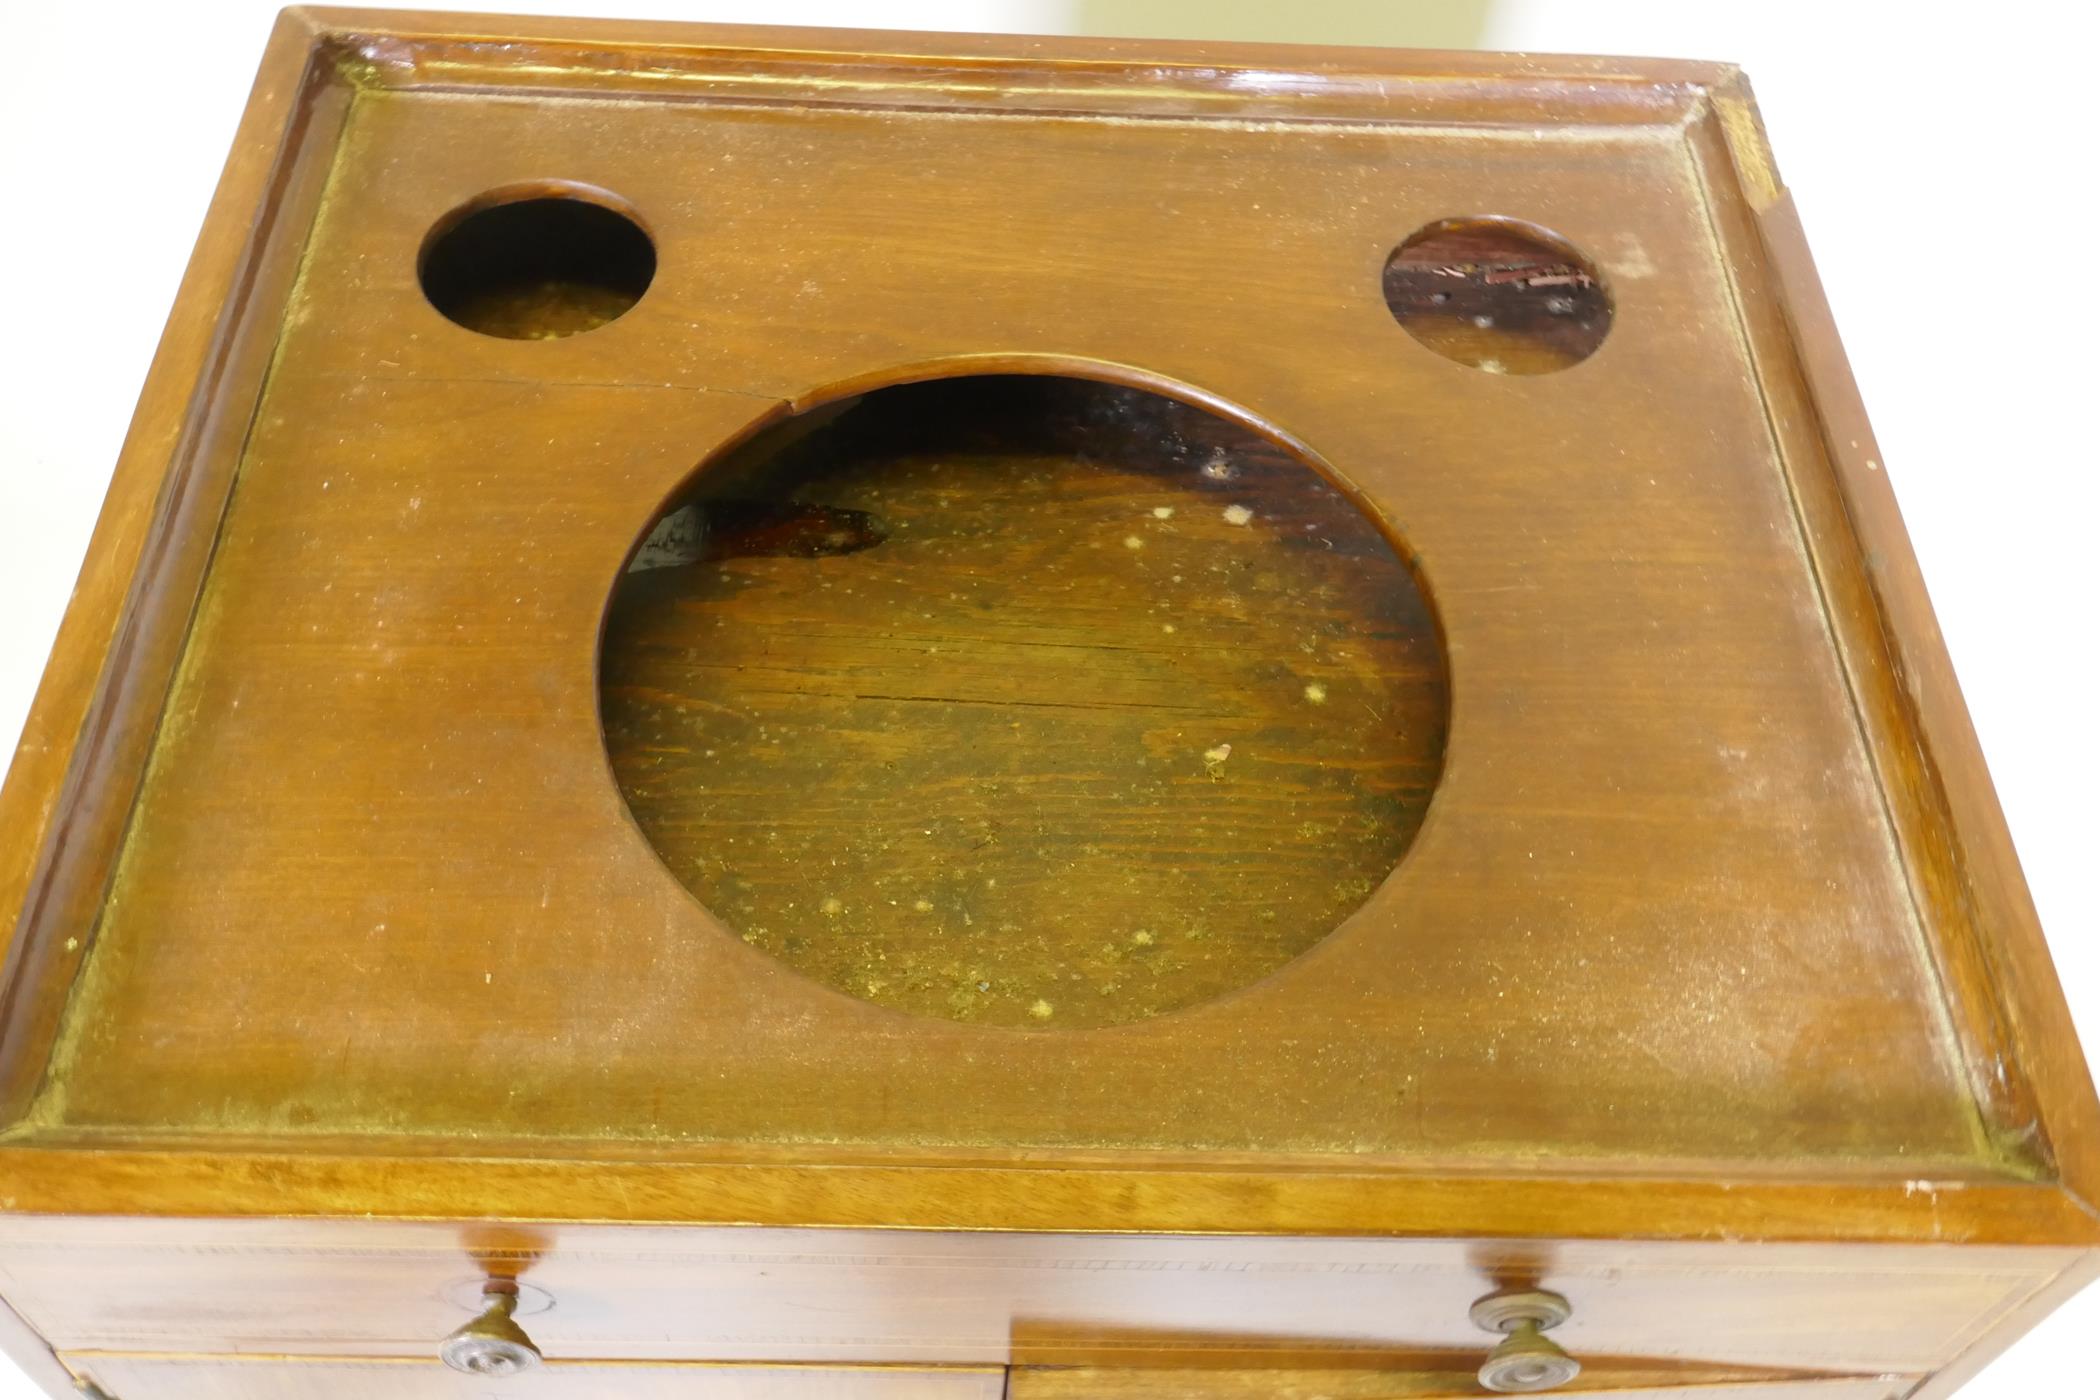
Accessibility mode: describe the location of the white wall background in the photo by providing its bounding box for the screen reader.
[1,3,2094,1396]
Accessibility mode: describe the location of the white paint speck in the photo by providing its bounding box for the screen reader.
[1223,504,1254,526]
[1123,534,1144,550]
[1304,682,1327,704]
[1151,506,1175,519]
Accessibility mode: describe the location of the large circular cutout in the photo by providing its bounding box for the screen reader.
[420,186,655,339]
[600,374,1448,1028]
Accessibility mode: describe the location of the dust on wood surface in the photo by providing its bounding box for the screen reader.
[601,377,1447,1029]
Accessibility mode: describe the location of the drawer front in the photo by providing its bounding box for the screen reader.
[0,1220,2070,1379]
[1009,1367,1920,1400]
[67,1357,1918,1400]
[66,1357,1004,1400]
[1007,1376,1915,1400]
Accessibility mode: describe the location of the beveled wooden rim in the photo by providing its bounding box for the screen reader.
[0,9,2091,1254]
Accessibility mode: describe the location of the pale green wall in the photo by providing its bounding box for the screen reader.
[1068,1,1495,48]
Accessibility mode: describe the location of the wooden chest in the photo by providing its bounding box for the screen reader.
[2,9,2094,1398]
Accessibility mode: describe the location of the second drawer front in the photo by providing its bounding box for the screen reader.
[1009,1367,1921,1400]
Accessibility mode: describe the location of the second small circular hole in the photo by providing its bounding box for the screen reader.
[1383,217,1611,374]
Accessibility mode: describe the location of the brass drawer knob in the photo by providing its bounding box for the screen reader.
[440,1287,544,1377]
[1469,1287,1579,1394]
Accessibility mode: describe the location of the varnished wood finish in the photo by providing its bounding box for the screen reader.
[69,1356,1922,1400]
[1,10,2095,1400]
[1008,1368,1919,1400]
[66,1357,1005,1400]
[5,20,2008,1169]
[0,1220,2069,1374]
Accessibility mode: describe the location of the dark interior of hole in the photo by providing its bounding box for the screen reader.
[599,376,1449,1029]
[420,196,656,339]
[1383,220,1611,372]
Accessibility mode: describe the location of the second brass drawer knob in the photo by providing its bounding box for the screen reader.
[1470,1287,1579,1394]
[440,1288,543,1377]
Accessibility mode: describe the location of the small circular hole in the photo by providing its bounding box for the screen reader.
[1383,217,1611,374]
[420,187,655,340]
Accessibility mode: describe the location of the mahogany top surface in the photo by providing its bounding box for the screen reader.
[0,9,2089,1241]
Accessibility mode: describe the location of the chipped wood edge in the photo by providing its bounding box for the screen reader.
[1708,70,1782,210]
[1904,1249,2100,1400]
[0,1285,80,1400]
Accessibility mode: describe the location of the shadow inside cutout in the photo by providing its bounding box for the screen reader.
[600,375,1448,1029]
[420,192,655,339]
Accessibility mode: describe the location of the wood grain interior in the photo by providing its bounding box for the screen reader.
[1381,216,1613,374]
[602,375,1447,1028]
